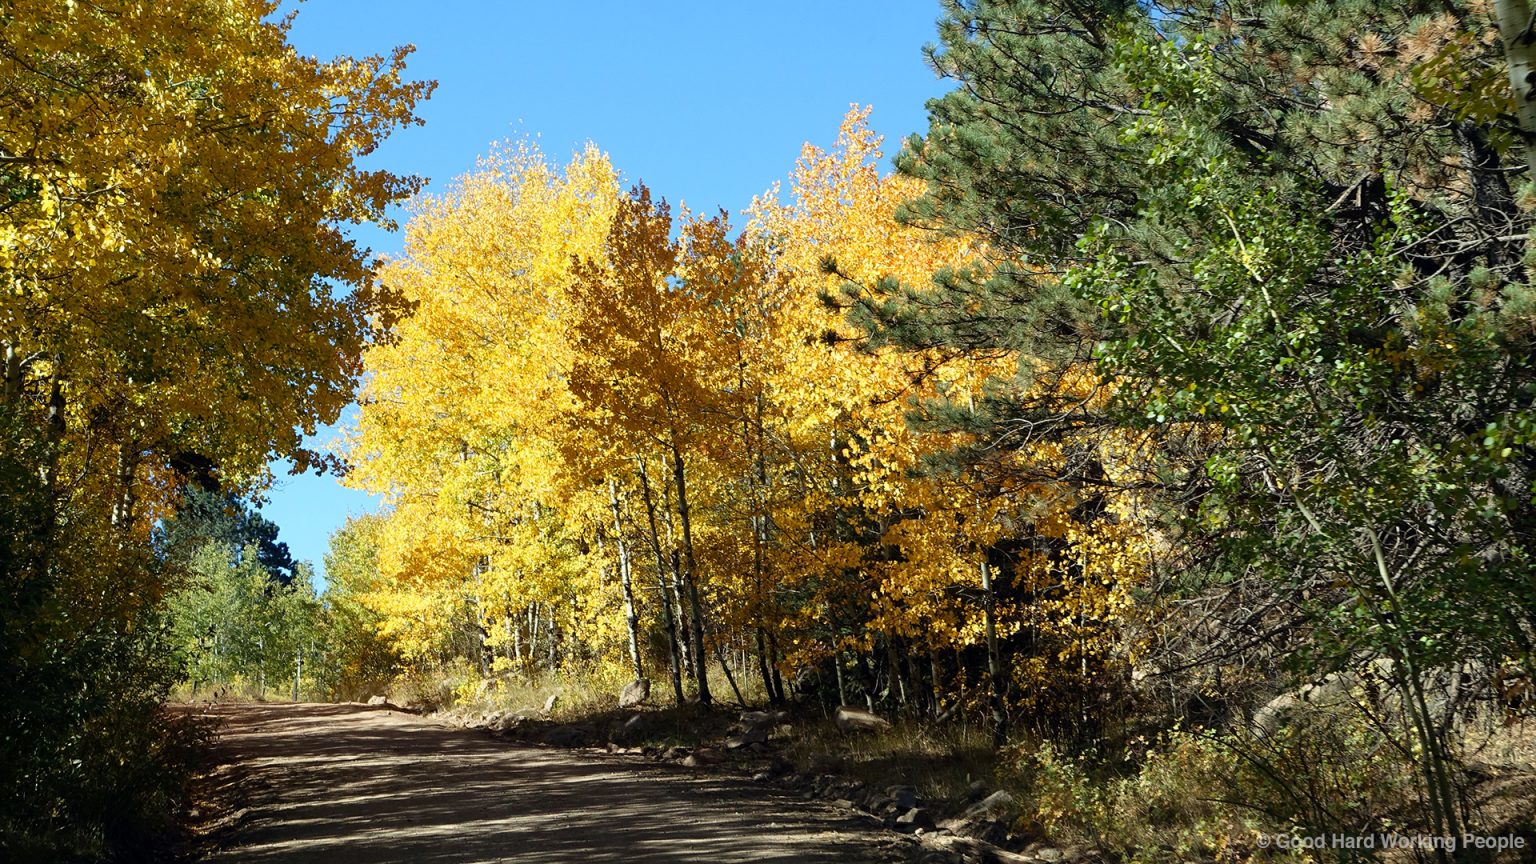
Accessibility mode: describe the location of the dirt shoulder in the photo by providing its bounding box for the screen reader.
[193,702,909,864]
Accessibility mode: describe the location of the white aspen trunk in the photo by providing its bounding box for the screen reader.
[1495,0,1536,177]
[636,455,686,704]
[669,440,712,707]
[608,478,644,682]
[981,559,1005,748]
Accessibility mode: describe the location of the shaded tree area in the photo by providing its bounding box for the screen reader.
[0,0,428,858]
[159,488,297,584]
[839,0,1536,854]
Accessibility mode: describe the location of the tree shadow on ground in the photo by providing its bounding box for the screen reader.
[200,703,901,864]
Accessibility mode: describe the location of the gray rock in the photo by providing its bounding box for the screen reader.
[618,678,651,708]
[831,778,866,799]
[541,724,589,747]
[725,725,768,749]
[834,704,891,733]
[542,692,560,714]
[366,695,388,706]
[689,746,724,765]
[726,709,784,749]
[622,713,648,734]
[920,834,1035,864]
[739,709,788,730]
[940,790,1015,844]
[896,807,937,832]
[888,785,921,809]
[1251,658,1407,737]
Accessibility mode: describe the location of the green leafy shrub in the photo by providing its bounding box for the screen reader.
[0,422,205,861]
[1014,707,1424,863]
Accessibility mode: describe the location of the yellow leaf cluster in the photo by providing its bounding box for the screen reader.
[346,108,1160,707]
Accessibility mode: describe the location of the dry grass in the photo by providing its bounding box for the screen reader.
[427,667,1006,818]
[443,666,760,719]
[786,717,1000,807]
[1460,714,1536,852]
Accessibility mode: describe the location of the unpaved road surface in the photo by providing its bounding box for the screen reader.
[202,703,906,864]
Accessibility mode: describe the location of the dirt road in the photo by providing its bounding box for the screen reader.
[201,703,905,864]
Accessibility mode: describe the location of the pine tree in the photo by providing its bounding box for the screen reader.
[871,0,1536,846]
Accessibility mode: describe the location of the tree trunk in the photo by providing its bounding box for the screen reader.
[636,456,685,703]
[768,631,786,703]
[715,641,746,707]
[834,651,848,706]
[1497,1,1536,178]
[111,443,138,532]
[930,647,943,720]
[756,628,780,706]
[40,371,65,498]
[981,558,1006,748]
[608,478,645,682]
[669,550,692,678]
[886,635,907,708]
[854,650,877,711]
[669,440,711,706]
[1,341,20,401]
[656,461,695,682]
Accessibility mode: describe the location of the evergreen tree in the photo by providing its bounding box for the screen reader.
[856,0,1536,846]
[169,542,319,696]
[159,488,297,584]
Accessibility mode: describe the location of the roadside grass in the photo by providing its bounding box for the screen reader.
[786,717,998,805]
[1461,715,1536,851]
[448,674,1536,862]
[430,667,1016,830]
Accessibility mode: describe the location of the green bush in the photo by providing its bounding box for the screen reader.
[1015,707,1425,863]
[0,425,204,861]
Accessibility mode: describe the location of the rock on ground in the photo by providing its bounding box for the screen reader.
[618,678,651,708]
[939,790,1014,845]
[835,705,892,733]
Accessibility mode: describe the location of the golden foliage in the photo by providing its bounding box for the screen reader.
[347,108,1156,713]
[2,0,430,493]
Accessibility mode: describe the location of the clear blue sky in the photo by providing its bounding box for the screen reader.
[260,1,951,585]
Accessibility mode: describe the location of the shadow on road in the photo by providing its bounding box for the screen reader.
[200,703,899,864]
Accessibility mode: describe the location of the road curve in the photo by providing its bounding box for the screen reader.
[201,702,903,864]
